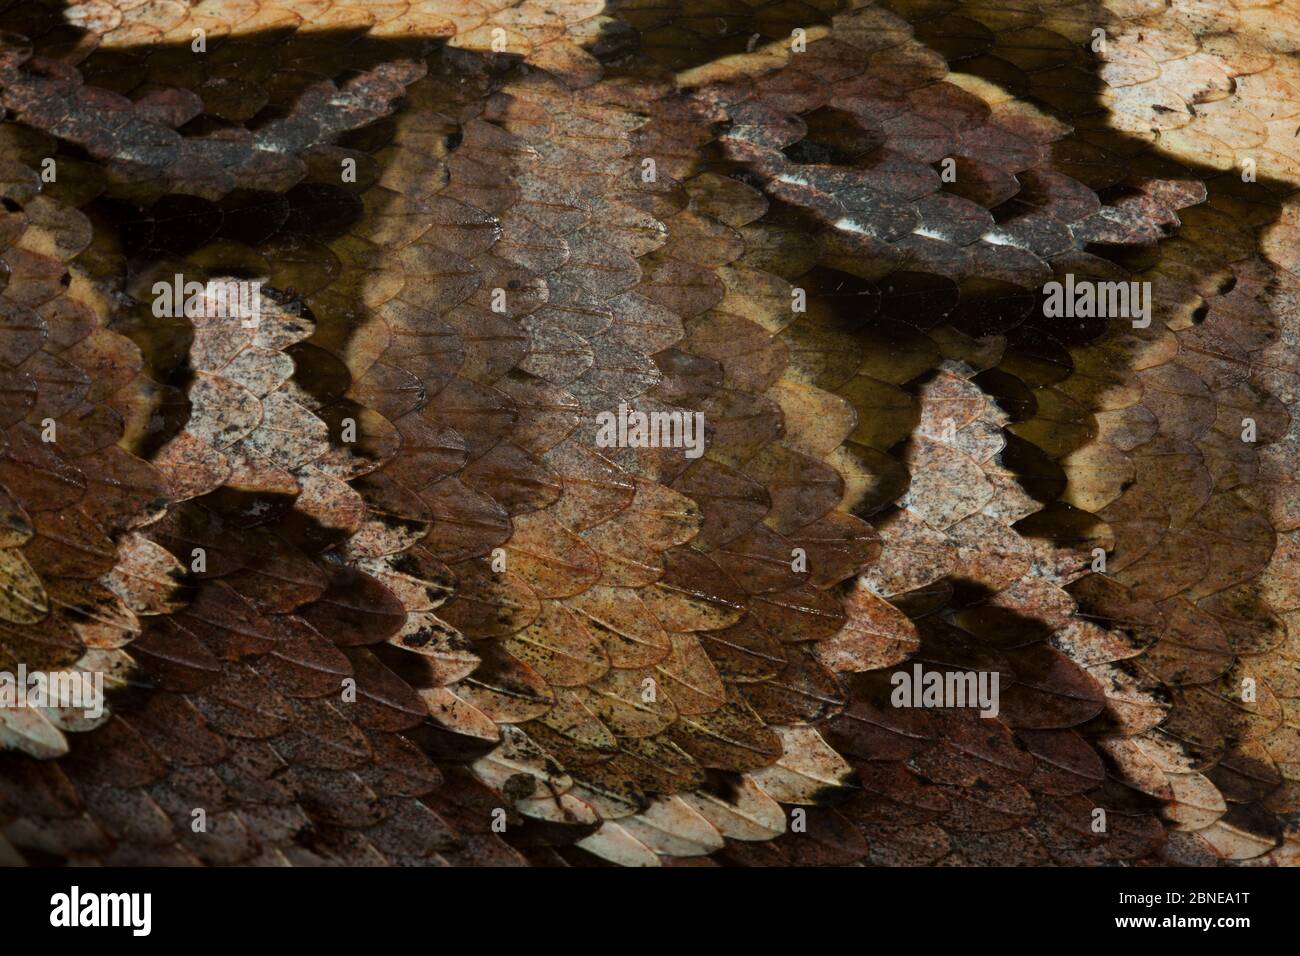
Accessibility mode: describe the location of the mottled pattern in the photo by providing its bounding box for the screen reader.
[0,0,1297,866]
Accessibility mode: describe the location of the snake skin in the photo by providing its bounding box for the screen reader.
[0,0,1297,866]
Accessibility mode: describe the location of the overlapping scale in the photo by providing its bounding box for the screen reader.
[0,0,1296,869]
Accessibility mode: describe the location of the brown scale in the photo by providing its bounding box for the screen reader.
[0,0,1297,867]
